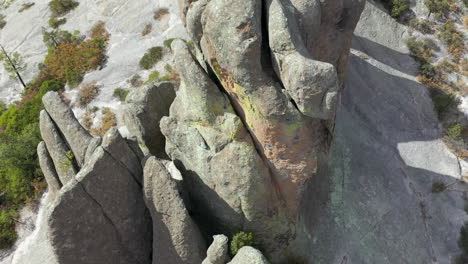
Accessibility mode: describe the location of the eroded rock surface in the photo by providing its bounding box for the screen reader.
[13,92,152,264]
[143,156,206,264]
[202,235,230,264]
[228,247,270,264]
[124,83,176,157]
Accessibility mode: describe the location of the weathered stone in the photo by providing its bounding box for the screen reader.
[201,235,230,264]
[17,94,152,264]
[267,0,338,119]
[39,110,77,185]
[37,142,62,197]
[199,0,331,212]
[161,40,293,260]
[124,83,175,157]
[295,3,468,263]
[37,141,62,195]
[42,92,92,167]
[143,156,205,264]
[101,127,143,185]
[228,247,269,264]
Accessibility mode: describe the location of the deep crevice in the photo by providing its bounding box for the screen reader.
[101,146,143,188]
[76,181,140,263]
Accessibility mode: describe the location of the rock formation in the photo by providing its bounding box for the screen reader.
[13,92,152,264]
[5,0,468,264]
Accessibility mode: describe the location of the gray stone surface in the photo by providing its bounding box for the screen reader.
[37,142,62,197]
[143,156,205,264]
[161,40,293,260]
[267,0,338,119]
[296,2,468,263]
[42,92,92,167]
[39,110,77,185]
[13,93,152,264]
[228,247,270,264]
[202,235,230,264]
[124,83,175,157]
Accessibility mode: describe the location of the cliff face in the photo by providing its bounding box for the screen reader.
[2,0,468,264]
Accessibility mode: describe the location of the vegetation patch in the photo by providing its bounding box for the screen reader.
[0,209,17,249]
[142,23,152,36]
[90,107,117,136]
[144,71,160,85]
[0,25,109,249]
[44,38,106,87]
[90,21,110,42]
[390,0,409,18]
[0,14,6,29]
[425,0,451,20]
[163,38,176,49]
[129,74,143,87]
[154,8,169,21]
[78,81,100,107]
[230,231,255,256]
[447,122,463,139]
[431,181,447,193]
[48,17,66,29]
[409,18,434,34]
[139,46,164,70]
[437,20,465,60]
[431,92,461,117]
[49,0,79,17]
[113,88,129,102]
[18,2,34,13]
[0,48,27,88]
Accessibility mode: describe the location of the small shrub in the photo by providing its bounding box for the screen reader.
[145,71,160,85]
[0,209,17,249]
[425,0,451,19]
[44,39,106,87]
[230,231,255,256]
[49,0,79,17]
[432,93,461,116]
[139,46,164,70]
[409,18,434,34]
[39,79,63,95]
[391,0,409,18]
[431,181,447,193]
[58,150,74,173]
[90,107,116,136]
[436,59,457,73]
[447,123,463,139]
[460,58,468,76]
[48,17,66,28]
[129,74,143,87]
[420,60,436,78]
[163,38,176,49]
[81,111,94,130]
[0,51,27,83]
[78,81,100,107]
[113,88,129,102]
[42,29,81,48]
[154,8,169,21]
[142,23,152,36]
[90,21,110,42]
[437,20,465,60]
[406,37,436,61]
[18,2,34,13]
[0,14,6,29]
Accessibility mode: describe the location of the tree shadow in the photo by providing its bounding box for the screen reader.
[298,38,468,263]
